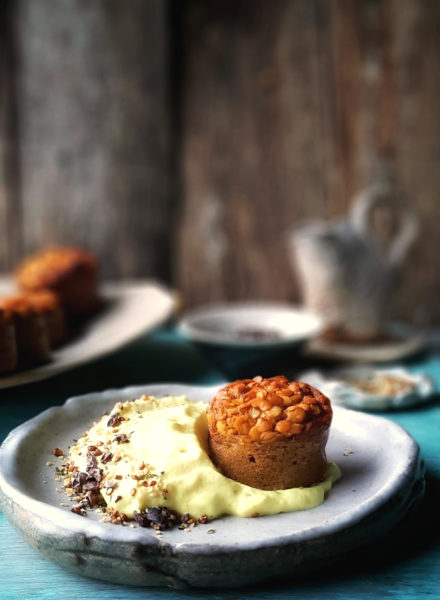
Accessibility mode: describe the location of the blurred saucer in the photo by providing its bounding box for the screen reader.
[299,366,435,411]
[306,323,426,363]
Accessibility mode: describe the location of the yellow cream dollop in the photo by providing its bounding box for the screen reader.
[69,395,340,519]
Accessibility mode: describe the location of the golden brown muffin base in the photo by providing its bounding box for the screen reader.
[209,427,329,490]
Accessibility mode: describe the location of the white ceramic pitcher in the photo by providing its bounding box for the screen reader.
[289,184,418,340]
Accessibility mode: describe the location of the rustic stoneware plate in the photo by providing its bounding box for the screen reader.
[0,277,176,389]
[0,383,424,588]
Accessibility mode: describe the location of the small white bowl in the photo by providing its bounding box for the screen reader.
[178,302,322,377]
[179,302,322,348]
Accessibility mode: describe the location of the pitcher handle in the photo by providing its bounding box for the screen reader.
[350,183,418,266]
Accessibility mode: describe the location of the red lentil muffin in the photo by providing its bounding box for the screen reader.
[25,290,67,347]
[0,295,51,365]
[207,375,332,490]
[0,307,18,373]
[15,246,100,315]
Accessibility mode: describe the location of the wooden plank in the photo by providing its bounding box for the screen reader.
[2,0,439,320]
[393,0,440,324]
[178,0,327,306]
[14,0,172,280]
[179,0,440,322]
[0,0,22,270]
[330,0,440,323]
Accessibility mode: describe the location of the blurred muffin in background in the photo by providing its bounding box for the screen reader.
[0,296,51,365]
[0,307,18,373]
[25,290,67,347]
[15,246,100,316]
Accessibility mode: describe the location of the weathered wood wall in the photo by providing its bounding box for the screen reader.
[0,0,439,321]
[178,0,440,323]
[0,0,172,280]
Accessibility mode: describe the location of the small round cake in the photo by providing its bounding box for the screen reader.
[0,296,51,365]
[15,246,99,315]
[25,291,67,347]
[207,375,332,490]
[0,308,17,373]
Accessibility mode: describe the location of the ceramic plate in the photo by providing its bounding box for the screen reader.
[0,383,424,588]
[0,278,176,389]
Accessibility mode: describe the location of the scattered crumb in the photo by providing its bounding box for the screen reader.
[207,528,216,534]
[343,448,354,456]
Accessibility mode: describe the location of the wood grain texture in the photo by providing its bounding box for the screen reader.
[177,0,440,321]
[0,0,439,321]
[178,0,325,306]
[0,1,22,271]
[13,0,172,280]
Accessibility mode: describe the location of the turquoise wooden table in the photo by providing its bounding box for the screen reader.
[0,327,439,600]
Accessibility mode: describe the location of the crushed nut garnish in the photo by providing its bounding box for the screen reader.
[101,452,113,464]
[107,413,123,428]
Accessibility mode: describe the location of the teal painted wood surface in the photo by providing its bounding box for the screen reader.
[0,328,439,600]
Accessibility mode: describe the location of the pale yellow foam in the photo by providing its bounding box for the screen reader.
[69,395,340,519]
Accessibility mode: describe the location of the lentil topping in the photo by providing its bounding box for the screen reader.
[207,376,332,442]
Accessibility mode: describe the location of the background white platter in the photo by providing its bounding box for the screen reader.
[0,277,176,389]
[0,383,425,588]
